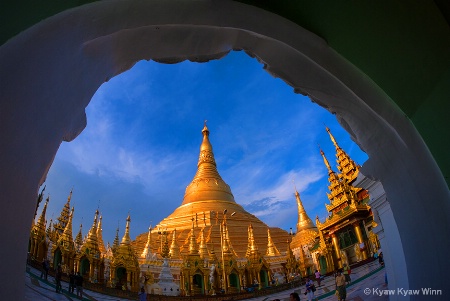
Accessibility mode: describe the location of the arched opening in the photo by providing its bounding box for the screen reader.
[116,267,127,290]
[192,273,204,295]
[1,1,449,300]
[229,272,239,291]
[53,248,62,269]
[80,257,90,277]
[259,269,268,288]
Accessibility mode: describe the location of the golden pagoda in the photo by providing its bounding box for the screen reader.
[29,196,50,261]
[134,123,289,258]
[75,209,103,283]
[289,186,318,276]
[110,214,140,291]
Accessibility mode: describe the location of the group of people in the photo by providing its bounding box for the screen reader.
[40,260,84,298]
[287,267,349,301]
[68,270,84,298]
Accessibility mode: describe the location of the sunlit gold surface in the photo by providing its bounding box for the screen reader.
[133,124,289,258]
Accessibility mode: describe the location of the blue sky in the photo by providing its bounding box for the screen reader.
[39,51,368,245]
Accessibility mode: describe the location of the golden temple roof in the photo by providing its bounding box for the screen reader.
[134,123,290,257]
[182,122,235,205]
[294,189,316,233]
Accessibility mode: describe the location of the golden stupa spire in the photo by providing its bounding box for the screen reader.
[188,218,199,255]
[75,223,83,251]
[246,223,259,256]
[198,227,209,259]
[121,214,132,245]
[97,215,106,255]
[84,209,99,246]
[54,189,73,237]
[325,127,360,182]
[266,228,280,256]
[58,207,75,250]
[35,196,49,234]
[169,229,181,259]
[293,183,316,233]
[112,226,120,250]
[141,225,152,259]
[319,147,334,175]
[46,218,53,238]
[182,122,235,205]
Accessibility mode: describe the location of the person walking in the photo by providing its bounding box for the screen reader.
[75,272,84,298]
[138,287,147,301]
[314,269,322,287]
[55,264,62,293]
[342,263,351,285]
[69,270,76,294]
[40,258,49,280]
[335,269,347,301]
[304,277,317,301]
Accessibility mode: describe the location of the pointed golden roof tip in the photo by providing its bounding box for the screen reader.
[202,120,209,135]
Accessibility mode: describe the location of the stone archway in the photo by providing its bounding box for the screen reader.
[1,1,449,300]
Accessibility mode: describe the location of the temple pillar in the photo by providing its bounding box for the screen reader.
[190,274,194,295]
[353,222,368,260]
[203,274,208,295]
[331,234,342,268]
[257,270,261,289]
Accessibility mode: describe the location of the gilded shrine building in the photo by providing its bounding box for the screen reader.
[289,127,379,276]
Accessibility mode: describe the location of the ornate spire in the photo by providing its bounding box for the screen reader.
[46,218,53,239]
[294,188,316,233]
[198,227,209,259]
[266,228,280,256]
[141,225,153,258]
[221,219,232,255]
[188,218,198,255]
[57,207,75,251]
[182,122,235,205]
[97,215,106,255]
[325,127,360,182]
[83,209,99,249]
[75,223,83,252]
[112,226,120,251]
[54,189,73,237]
[121,214,132,245]
[246,223,259,257]
[35,196,49,235]
[169,229,181,259]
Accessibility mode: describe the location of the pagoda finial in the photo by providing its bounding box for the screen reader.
[169,229,181,259]
[198,227,209,259]
[245,223,259,257]
[121,214,132,244]
[141,224,153,258]
[266,228,280,256]
[112,226,120,250]
[325,126,360,182]
[36,196,49,234]
[319,147,334,174]
[294,187,316,233]
[75,223,83,252]
[58,207,75,250]
[188,217,199,255]
[97,215,106,255]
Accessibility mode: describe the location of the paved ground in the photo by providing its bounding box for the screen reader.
[25,261,387,301]
[248,261,388,301]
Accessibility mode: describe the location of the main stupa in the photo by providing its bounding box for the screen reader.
[133,123,290,257]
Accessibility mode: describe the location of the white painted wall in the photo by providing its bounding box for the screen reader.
[1,1,449,300]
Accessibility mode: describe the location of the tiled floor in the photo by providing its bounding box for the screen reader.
[25,262,387,301]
